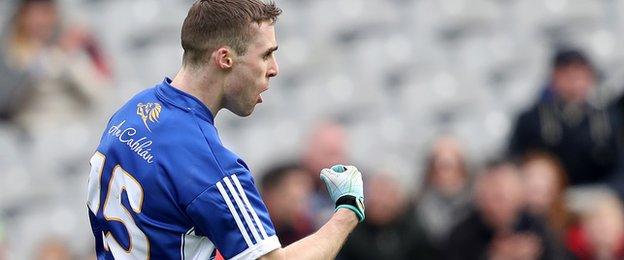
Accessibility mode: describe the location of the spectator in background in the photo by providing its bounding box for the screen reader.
[0,0,114,188]
[520,151,571,238]
[509,48,620,186]
[616,93,624,144]
[617,93,624,121]
[566,190,624,259]
[300,121,349,227]
[445,160,563,260]
[1,0,112,129]
[609,93,624,200]
[34,238,72,260]
[339,172,435,260]
[260,163,315,246]
[415,136,471,250]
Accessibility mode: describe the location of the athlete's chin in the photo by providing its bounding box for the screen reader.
[240,111,253,117]
[230,106,256,117]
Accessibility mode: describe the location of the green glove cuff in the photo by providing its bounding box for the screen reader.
[335,195,365,222]
[336,205,365,222]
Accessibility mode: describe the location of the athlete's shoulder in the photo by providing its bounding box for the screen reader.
[105,82,221,167]
[101,80,209,147]
[97,78,249,204]
[97,85,161,160]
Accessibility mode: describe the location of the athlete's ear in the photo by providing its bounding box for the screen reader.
[214,47,233,70]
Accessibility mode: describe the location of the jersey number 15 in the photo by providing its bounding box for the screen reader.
[87,152,150,259]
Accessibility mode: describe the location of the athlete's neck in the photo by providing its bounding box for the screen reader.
[171,67,223,118]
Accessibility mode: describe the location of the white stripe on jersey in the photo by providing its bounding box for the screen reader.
[180,227,193,260]
[216,181,253,247]
[223,176,262,243]
[180,227,214,260]
[231,174,269,239]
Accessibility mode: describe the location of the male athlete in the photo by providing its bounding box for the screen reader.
[86,0,365,259]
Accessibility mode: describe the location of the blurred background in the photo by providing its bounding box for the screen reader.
[1,0,624,259]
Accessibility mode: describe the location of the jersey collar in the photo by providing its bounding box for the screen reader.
[156,77,215,124]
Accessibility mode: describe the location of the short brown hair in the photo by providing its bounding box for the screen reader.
[181,0,282,67]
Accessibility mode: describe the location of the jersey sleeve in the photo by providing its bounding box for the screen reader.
[185,171,281,260]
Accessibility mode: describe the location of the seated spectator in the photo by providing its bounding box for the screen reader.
[339,172,435,260]
[520,151,571,238]
[566,189,624,259]
[300,121,349,227]
[0,0,114,190]
[0,49,31,121]
[445,160,564,260]
[260,163,315,246]
[609,93,624,199]
[1,0,112,129]
[616,93,624,120]
[508,48,620,186]
[415,136,471,249]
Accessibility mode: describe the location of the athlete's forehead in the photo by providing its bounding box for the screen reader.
[248,21,278,53]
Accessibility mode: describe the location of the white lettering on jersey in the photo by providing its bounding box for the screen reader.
[108,121,155,163]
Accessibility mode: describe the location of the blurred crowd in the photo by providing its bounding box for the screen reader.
[266,22,624,260]
[263,89,624,259]
[2,0,624,259]
[0,0,114,259]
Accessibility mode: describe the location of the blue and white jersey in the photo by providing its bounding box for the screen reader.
[87,78,280,259]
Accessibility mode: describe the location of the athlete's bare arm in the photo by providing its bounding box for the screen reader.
[259,209,358,260]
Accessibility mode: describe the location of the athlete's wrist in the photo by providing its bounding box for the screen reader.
[334,208,359,226]
[334,195,365,222]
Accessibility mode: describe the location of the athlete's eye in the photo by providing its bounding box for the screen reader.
[263,47,278,60]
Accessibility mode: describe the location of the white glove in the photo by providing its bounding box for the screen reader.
[320,165,365,222]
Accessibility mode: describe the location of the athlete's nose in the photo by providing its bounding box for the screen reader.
[267,58,279,78]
